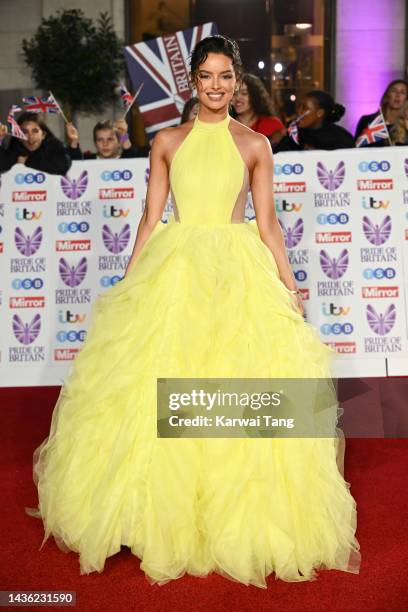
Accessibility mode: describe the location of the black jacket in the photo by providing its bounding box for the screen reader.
[355,112,392,147]
[0,135,71,176]
[275,123,355,153]
[67,145,142,161]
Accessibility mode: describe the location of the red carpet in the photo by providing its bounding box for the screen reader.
[1,386,407,611]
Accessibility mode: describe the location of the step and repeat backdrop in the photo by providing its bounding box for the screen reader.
[0,148,408,386]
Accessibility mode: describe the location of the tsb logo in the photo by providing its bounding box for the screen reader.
[58,221,90,233]
[274,163,304,176]
[320,322,354,335]
[100,275,124,286]
[316,213,349,225]
[56,330,87,342]
[12,278,44,290]
[14,172,46,184]
[101,170,133,181]
[363,267,396,279]
[294,269,307,282]
[358,160,391,172]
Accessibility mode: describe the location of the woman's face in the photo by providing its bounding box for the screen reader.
[386,83,407,111]
[21,121,46,152]
[297,97,322,129]
[193,52,237,112]
[233,83,252,115]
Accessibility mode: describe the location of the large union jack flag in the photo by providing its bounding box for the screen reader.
[124,22,218,136]
[356,111,390,147]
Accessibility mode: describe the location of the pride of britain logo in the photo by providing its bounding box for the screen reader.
[12,313,41,345]
[314,161,350,208]
[317,161,345,191]
[366,304,396,336]
[320,249,349,279]
[279,218,304,248]
[59,257,87,287]
[14,226,43,256]
[60,170,88,200]
[364,303,401,353]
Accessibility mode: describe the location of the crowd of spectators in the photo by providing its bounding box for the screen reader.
[2,76,408,178]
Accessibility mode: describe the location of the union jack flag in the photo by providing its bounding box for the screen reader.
[287,120,299,145]
[22,94,60,114]
[120,84,134,111]
[124,22,218,136]
[287,110,310,145]
[356,111,390,147]
[7,106,27,140]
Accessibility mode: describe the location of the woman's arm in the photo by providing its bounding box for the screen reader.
[124,129,170,277]
[251,134,303,313]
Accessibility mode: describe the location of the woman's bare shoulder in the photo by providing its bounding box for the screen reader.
[153,121,193,149]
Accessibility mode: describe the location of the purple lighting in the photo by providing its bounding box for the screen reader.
[335,0,406,135]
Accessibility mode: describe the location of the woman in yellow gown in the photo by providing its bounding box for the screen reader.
[27,35,360,587]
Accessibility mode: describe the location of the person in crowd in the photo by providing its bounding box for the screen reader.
[275,90,355,151]
[66,118,140,160]
[180,97,199,123]
[232,73,285,146]
[355,79,408,147]
[0,112,71,176]
[392,100,408,144]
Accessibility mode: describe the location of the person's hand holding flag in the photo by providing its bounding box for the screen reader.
[355,110,391,147]
[287,110,311,145]
[119,82,144,118]
[6,105,27,141]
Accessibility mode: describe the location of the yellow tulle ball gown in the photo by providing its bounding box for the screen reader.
[27,114,360,588]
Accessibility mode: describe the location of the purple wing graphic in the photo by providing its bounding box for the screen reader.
[12,313,41,345]
[404,158,408,178]
[366,304,396,335]
[102,224,131,254]
[279,218,304,248]
[60,170,88,199]
[14,226,43,256]
[59,257,87,287]
[317,161,345,191]
[320,249,349,279]
[362,215,392,246]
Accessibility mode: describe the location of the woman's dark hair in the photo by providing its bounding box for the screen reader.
[189,35,243,83]
[305,90,345,124]
[380,79,408,109]
[17,112,54,138]
[181,97,199,124]
[240,73,274,116]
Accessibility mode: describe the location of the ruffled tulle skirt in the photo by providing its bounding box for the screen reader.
[27,218,360,587]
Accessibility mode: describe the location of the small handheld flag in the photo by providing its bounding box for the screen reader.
[22,95,59,114]
[356,111,391,147]
[120,82,144,117]
[7,106,27,140]
[22,92,69,123]
[287,110,310,145]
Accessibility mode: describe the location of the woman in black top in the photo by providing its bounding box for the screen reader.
[275,90,354,152]
[0,112,71,176]
[355,79,408,147]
